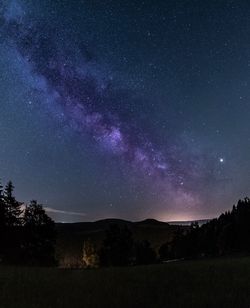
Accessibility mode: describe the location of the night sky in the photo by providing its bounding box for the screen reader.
[0,0,249,222]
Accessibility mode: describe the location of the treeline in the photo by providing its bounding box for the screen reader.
[0,180,56,265]
[81,198,250,268]
[82,224,157,268]
[159,197,250,261]
[2,177,250,268]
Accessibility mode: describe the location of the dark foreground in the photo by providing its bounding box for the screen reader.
[0,257,250,308]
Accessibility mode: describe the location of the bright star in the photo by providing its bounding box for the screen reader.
[219,158,224,163]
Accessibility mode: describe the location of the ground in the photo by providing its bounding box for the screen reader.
[0,257,250,308]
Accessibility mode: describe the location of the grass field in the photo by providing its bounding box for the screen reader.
[0,257,250,308]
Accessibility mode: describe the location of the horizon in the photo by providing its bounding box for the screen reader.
[55,217,213,224]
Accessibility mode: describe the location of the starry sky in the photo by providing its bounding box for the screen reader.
[0,0,249,222]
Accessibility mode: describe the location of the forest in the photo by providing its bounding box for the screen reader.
[1,179,250,268]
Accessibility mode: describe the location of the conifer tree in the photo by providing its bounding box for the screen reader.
[23,200,56,265]
[4,181,22,226]
[0,180,8,261]
[0,181,7,227]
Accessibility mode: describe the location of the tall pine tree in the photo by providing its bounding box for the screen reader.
[0,181,7,226]
[0,180,8,262]
[4,181,22,226]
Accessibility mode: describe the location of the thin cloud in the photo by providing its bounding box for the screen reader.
[44,207,86,217]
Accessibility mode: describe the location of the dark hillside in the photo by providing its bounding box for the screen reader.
[55,219,186,267]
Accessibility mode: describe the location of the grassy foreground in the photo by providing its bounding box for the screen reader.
[0,257,250,308]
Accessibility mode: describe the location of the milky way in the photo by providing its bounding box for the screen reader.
[1,2,186,181]
[1,0,246,222]
[2,3,168,175]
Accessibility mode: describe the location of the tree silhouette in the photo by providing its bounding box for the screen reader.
[0,181,23,263]
[23,200,56,265]
[99,224,134,266]
[0,181,7,226]
[4,181,22,226]
[0,179,56,265]
[0,180,8,262]
[159,197,250,260]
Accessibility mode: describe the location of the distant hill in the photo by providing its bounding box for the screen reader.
[55,218,188,267]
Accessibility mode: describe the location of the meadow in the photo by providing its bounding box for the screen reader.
[0,257,250,308]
